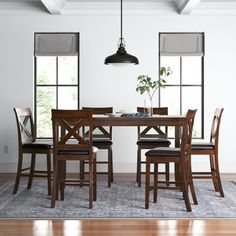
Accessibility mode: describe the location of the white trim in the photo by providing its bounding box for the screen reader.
[1,0,236,15]
[61,1,177,15]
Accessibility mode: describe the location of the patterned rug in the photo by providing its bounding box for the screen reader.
[0,180,235,219]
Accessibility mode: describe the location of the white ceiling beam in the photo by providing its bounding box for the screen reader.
[41,0,66,15]
[176,0,201,15]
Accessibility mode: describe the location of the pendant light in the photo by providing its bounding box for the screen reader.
[104,0,139,65]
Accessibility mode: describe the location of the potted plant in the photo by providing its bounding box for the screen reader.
[136,67,172,116]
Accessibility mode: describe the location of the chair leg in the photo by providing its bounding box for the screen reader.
[209,154,219,192]
[153,163,158,203]
[93,155,97,201]
[137,148,142,187]
[80,160,85,187]
[108,148,112,187]
[188,158,198,205]
[214,153,224,197]
[59,160,66,201]
[88,159,93,209]
[182,161,192,212]
[47,152,51,195]
[27,153,36,189]
[165,163,170,186]
[51,160,58,208]
[145,158,151,209]
[110,147,114,183]
[13,152,23,194]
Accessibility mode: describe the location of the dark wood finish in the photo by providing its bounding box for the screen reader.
[51,109,97,209]
[191,108,224,197]
[13,107,52,195]
[81,107,113,187]
[145,110,198,212]
[92,115,186,127]
[136,107,171,187]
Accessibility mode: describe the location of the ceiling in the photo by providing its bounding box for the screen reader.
[0,0,236,15]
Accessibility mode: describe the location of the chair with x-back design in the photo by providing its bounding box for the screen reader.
[191,108,224,197]
[145,109,198,212]
[136,107,171,187]
[13,107,52,195]
[51,109,97,209]
[81,107,113,187]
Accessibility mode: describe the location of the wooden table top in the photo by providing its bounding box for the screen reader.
[93,115,186,127]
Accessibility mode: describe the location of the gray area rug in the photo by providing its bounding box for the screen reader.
[0,180,235,219]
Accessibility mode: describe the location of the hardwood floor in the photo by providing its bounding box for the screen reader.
[0,173,236,235]
[1,219,236,236]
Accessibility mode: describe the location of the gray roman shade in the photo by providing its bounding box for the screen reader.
[160,33,204,56]
[35,33,78,56]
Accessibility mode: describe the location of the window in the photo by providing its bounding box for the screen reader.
[34,33,79,138]
[159,33,204,138]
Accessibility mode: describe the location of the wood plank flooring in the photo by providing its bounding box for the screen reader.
[0,173,236,235]
[1,219,236,236]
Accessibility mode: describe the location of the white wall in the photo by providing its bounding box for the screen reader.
[0,13,235,173]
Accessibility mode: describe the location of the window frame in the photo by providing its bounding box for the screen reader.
[34,32,80,139]
[158,32,204,139]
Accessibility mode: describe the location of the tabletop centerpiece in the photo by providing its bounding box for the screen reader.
[136,67,172,116]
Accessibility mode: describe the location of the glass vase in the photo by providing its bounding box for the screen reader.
[144,97,153,116]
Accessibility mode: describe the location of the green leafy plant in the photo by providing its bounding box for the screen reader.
[136,67,172,102]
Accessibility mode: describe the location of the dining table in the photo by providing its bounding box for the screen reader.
[92,114,186,147]
[92,114,187,183]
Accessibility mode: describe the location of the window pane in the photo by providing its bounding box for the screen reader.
[182,57,202,85]
[182,87,202,138]
[160,87,180,115]
[58,57,78,85]
[58,87,78,109]
[160,56,180,85]
[36,87,56,138]
[36,57,56,84]
[160,87,180,138]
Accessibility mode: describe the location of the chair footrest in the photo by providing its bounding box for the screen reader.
[193,176,214,179]
[150,185,180,190]
[83,161,109,164]
[57,179,95,185]
[83,172,109,175]
[140,171,167,175]
[192,172,213,175]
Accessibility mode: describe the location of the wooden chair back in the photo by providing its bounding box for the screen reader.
[14,107,35,146]
[82,107,113,139]
[181,109,197,160]
[51,109,94,157]
[137,107,168,139]
[210,108,224,147]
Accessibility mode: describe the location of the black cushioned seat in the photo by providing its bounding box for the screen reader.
[92,139,113,145]
[145,147,181,157]
[23,142,52,149]
[191,142,214,150]
[137,138,171,145]
[58,147,99,155]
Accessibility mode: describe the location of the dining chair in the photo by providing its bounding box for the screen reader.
[136,107,171,187]
[51,109,97,209]
[81,107,113,187]
[145,109,198,212]
[13,107,52,195]
[191,108,224,197]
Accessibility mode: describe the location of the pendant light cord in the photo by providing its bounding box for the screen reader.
[120,0,123,44]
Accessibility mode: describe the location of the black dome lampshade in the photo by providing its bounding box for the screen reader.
[104,0,139,65]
